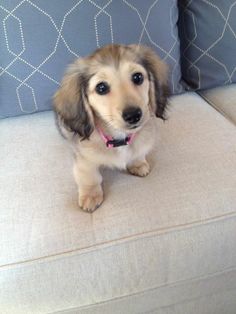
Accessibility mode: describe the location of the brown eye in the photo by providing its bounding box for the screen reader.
[95,82,110,95]
[132,72,144,85]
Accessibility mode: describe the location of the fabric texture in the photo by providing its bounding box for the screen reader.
[178,0,236,90]
[0,93,236,313]
[199,83,236,125]
[0,0,182,118]
[52,271,236,314]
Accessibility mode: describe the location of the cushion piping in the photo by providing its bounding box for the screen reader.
[197,91,236,126]
[1,210,236,270]
[49,266,236,314]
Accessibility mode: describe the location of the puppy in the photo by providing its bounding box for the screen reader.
[53,44,169,212]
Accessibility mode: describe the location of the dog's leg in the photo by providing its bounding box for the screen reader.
[73,158,103,212]
[127,158,150,177]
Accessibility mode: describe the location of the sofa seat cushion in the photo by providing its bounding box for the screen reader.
[199,84,236,125]
[0,93,236,313]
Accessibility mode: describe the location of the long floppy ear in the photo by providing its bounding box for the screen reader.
[130,45,170,120]
[53,59,94,139]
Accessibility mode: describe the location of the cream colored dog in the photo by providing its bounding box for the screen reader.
[53,44,169,212]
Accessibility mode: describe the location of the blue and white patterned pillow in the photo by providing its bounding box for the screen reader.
[179,0,236,90]
[0,0,182,118]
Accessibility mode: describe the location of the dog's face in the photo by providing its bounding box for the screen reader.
[87,59,150,132]
[54,44,169,139]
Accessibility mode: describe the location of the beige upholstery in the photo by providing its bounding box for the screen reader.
[200,84,236,125]
[0,93,236,314]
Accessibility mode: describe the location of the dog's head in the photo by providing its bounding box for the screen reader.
[53,44,170,139]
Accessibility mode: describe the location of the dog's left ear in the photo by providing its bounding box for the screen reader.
[130,45,170,120]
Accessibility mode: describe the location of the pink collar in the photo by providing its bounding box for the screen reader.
[97,127,136,148]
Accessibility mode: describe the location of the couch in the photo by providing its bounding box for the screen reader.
[1,1,236,313]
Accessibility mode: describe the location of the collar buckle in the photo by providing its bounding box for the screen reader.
[106,137,129,148]
[97,127,135,148]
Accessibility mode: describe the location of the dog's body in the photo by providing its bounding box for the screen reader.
[54,44,169,212]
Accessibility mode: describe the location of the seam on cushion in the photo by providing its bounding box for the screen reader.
[49,266,236,314]
[197,91,236,127]
[1,211,236,270]
[145,287,236,314]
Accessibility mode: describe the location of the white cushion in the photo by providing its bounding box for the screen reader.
[200,84,236,125]
[0,93,236,313]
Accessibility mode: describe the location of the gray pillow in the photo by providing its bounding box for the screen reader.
[0,0,182,118]
[179,0,236,90]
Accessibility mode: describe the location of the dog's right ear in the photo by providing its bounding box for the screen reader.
[53,59,94,140]
[129,45,170,120]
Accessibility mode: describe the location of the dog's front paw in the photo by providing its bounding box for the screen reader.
[79,185,103,213]
[128,160,150,177]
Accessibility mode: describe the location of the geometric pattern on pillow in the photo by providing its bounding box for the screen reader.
[178,0,236,90]
[0,0,182,118]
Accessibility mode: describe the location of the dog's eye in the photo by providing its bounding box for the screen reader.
[95,82,110,95]
[132,72,144,85]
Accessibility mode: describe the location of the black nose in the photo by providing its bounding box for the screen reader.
[122,107,142,124]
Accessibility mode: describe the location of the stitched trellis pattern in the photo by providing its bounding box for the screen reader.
[179,0,236,90]
[0,0,181,118]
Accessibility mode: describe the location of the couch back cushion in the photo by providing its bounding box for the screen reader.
[179,0,236,90]
[0,0,182,118]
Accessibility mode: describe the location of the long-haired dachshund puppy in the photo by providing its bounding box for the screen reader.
[53,44,169,212]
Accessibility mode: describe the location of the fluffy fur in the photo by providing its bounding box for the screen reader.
[53,44,169,212]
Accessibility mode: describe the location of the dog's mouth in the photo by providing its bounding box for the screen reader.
[127,124,141,131]
[105,121,142,135]
[96,111,149,135]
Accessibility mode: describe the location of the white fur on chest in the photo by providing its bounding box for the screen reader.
[101,145,135,169]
